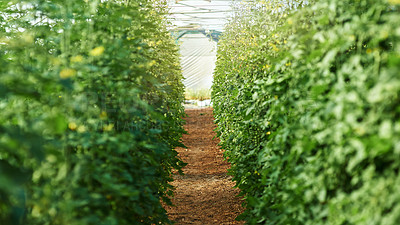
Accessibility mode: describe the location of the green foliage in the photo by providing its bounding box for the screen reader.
[213,0,400,224]
[0,0,185,224]
[185,88,211,100]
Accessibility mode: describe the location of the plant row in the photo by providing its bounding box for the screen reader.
[0,0,185,224]
[212,0,400,224]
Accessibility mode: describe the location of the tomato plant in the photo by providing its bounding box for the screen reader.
[0,1,185,224]
[213,0,400,224]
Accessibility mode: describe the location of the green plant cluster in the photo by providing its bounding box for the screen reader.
[0,0,185,224]
[184,88,211,101]
[212,0,400,224]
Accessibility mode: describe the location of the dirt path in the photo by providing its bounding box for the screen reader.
[165,108,244,225]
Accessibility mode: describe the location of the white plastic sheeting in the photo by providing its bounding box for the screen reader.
[179,33,217,90]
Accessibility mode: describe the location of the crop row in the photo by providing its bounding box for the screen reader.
[213,0,400,224]
[0,1,184,224]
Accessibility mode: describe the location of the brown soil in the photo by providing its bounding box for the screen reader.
[165,108,244,225]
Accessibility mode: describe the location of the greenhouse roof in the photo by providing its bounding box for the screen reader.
[167,0,235,31]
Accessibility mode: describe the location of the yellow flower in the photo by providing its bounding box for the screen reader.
[68,122,77,130]
[103,124,114,132]
[60,68,76,79]
[100,111,107,120]
[89,46,105,56]
[147,60,156,67]
[70,55,84,63]
[263,64,271,70]
[269,43,279,51]
[288,18,293,25]
[285,62,291,67]
[266,131,271,135]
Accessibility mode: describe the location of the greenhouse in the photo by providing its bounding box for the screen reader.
[1,0,400,224]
